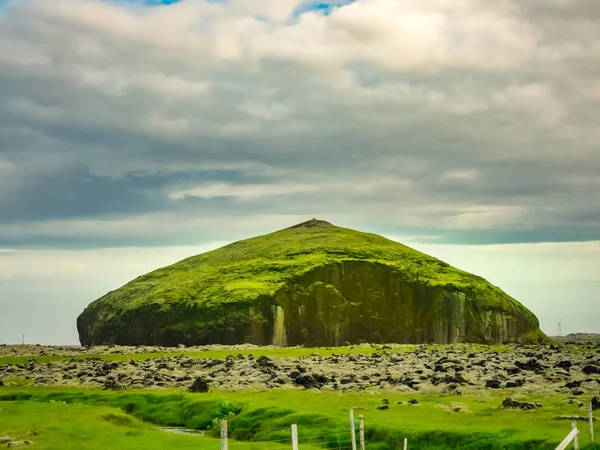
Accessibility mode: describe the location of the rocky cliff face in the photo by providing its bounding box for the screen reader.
[78,260,543,347]
[77,220,546,346]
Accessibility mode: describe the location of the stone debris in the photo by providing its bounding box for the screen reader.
[188,376,210,393]
[1,343,599,395]
[501,397,542,411]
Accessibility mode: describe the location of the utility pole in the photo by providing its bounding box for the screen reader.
[558,322,562,337]
[22,334,24,345]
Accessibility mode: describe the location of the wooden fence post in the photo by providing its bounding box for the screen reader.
[403,437,407,450]
[572,421,579,450]
[291,424,298,450]
[590,401,595,442]
[350,409,357,450]
[358,415,365,450]
[555,423,579,450]
[220,420,228,450]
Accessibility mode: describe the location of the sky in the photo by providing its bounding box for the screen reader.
[0,0,599,344]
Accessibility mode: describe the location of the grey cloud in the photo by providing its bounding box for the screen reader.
[0,0,599,248]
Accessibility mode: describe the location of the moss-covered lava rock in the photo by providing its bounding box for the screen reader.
[77,219,547,346]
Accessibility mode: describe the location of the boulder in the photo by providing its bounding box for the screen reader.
[501,398,541,411]
[486,379,502,389]
[582,365,599,375]
[188,377,210,393]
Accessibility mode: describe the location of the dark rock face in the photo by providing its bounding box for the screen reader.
[78,261,545,347]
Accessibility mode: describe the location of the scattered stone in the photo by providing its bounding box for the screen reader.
[103,376,122,390]
[6,441,34,447]
[555,360,572,370]
[0,343,597,395]
[188,377,210,393]
[592,397,600,411]
[582,365,599,374]
[407,399,419,405]
[515,359,543,371]
[557,415,597,421]
[485,379,502,389]
[377,405,389,410]
[501,398,541,411]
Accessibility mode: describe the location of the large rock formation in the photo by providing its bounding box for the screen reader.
[77,219,547,346]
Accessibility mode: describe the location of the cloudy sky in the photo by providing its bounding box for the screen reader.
[1,0,599,344]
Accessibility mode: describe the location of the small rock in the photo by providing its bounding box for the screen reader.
[592,397,600,411]
[377,405,389,410]
[407,399,419,405]
[555,360,572,370]
[515,359,543,371]
[188,376,210,393]
[486,379,502,389]
[7,441,34,447]
[582,365,599,375]
[381,399,389,404]
[103,376,122,390]
[501,397,541,411]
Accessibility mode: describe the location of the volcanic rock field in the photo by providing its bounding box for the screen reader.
[2,344,599,400]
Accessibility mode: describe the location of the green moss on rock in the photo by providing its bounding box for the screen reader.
[77,219,547,346]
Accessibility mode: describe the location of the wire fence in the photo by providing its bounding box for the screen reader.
[186,401,595,450]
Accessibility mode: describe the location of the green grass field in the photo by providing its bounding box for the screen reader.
[0,400,322,450]
[1,386,598,449]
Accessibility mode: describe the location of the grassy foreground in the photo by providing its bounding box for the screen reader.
[1,387,598,449]
[0,401,319,450]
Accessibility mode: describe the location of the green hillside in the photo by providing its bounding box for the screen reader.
[77,219,546,346]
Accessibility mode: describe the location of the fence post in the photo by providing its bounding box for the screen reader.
[403,437,408,450]
[572,421,579,450]
[291,424,298,450]
[590,401,595,442]
[350,409,357,450]
[359,415,365,450]
[220,419,228,450]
